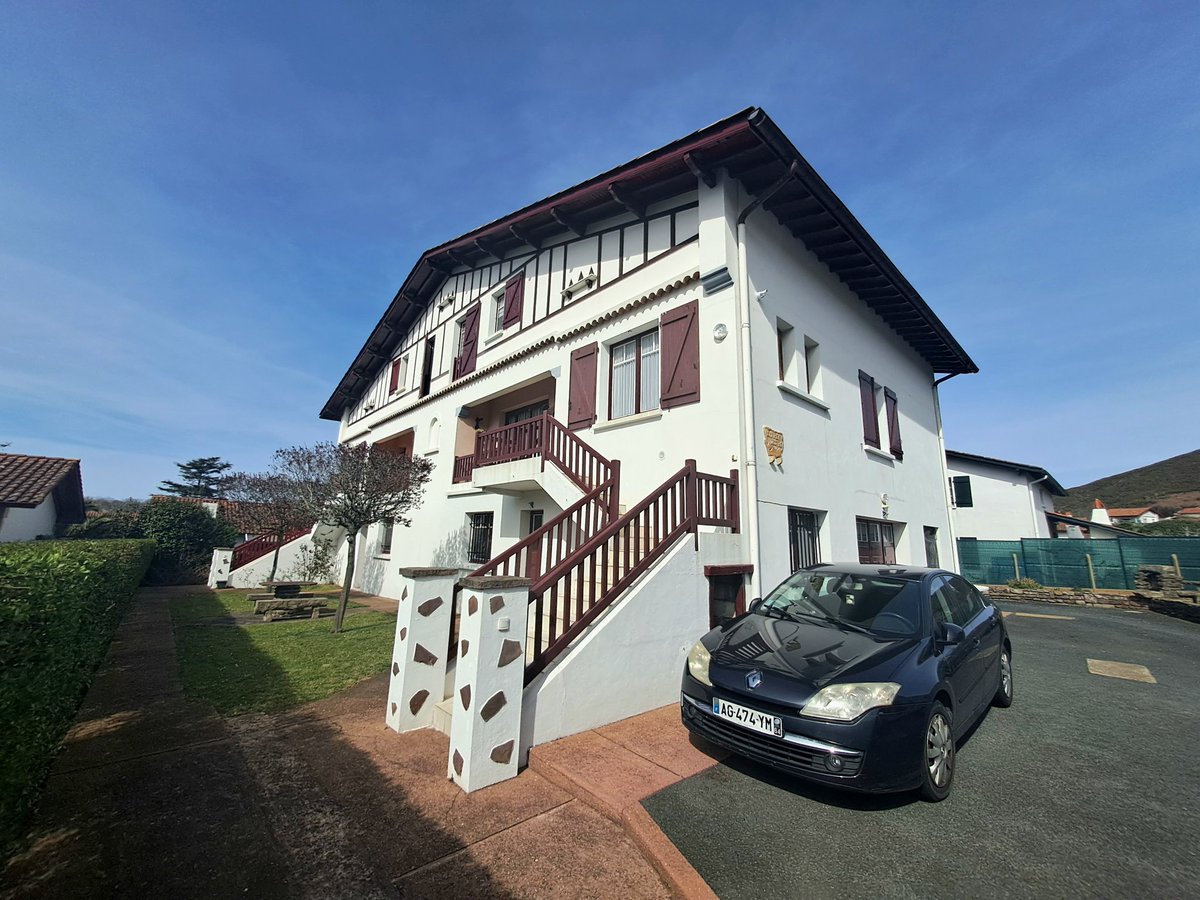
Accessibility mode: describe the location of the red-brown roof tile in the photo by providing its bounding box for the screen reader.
[0,453,85,524]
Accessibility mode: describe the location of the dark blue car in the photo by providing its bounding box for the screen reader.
[680,564,1012,801]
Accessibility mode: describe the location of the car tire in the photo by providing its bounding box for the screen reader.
[919,702,955,802]
[993,645,1014,708]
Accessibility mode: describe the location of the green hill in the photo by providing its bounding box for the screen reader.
[1056,449,1200,517]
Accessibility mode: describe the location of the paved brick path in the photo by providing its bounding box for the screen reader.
[2,588,670,899]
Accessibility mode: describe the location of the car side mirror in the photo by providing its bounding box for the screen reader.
[938,623,966,647]
[748,597,763,614]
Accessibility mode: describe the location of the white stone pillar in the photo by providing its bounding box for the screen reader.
[207,548,233,588]
[448,575,531,792]
[385,567,458,734]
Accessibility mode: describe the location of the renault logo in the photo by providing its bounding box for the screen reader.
[746,670,762,690]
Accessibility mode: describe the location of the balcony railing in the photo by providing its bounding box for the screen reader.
[472,413,614,493]
[452,454,475,483]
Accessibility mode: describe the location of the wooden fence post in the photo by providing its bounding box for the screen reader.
[1086,553,1097,591]
[1012,552,1021,582]
[1172,553,1182,579]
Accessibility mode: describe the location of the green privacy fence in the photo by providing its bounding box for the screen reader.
[957,538,1200,590]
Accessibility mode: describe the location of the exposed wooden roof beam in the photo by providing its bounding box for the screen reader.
[446,247,473,269]
[551,206,586,237]
[683,151,716,188]
[509,223,541,249]
[608,183,645,219]
[474,238,501,261]
[426,257,453,275]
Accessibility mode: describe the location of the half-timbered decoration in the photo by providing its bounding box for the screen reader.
[309,107,977,791]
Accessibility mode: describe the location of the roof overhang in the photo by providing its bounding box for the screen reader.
[946,450,1067,496]
[321,107,978,421]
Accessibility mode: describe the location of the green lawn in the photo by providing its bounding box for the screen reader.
[171,590,394,716]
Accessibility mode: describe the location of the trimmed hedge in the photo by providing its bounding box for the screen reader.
[0,539,155,854]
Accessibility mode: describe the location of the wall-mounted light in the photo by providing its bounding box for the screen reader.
[755,289,769,302]
[713,323,729,343]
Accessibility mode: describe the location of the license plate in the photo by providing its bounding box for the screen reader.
[711,697,783,738]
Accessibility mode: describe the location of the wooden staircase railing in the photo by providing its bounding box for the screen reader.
[524,460,738,683]
[473,413,615,493]
[231,525,313,570]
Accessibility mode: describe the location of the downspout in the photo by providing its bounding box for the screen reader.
[735,161,799,601]
[932,372,959,572]
[1026,473,1050,538]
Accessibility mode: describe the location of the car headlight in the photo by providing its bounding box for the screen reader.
[687,640,712,686]
[800,683,901,721]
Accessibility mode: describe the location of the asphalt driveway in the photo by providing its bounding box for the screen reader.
[643,601,1200,899]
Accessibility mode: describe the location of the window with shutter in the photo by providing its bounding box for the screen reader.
[884,388,903,459]
[609,329,659,419]
[389,359,402,394]
[502,275,524,328]
[567,342,598,430]
[453,304,481,379]
[859,371,880,448]
[659,298,700,409]
[419,337,435,398]
[950,476,973,508]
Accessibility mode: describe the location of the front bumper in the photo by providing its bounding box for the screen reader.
[680,675,927,793]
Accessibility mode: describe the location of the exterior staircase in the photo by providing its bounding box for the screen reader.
[387,414,743,793]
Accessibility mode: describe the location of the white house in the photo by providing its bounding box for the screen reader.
[1103,506,1160,525]
[945,450,1066,540]
[310,107,978,790]
[0,453,85,542]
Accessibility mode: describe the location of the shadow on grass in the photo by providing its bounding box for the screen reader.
[2,588,514,899]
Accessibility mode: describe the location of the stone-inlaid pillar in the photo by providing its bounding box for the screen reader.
[385,567,459,734]
[207,548,233,588]
[448,575,531,793]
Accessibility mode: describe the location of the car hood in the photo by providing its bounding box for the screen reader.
[706,614,917,708]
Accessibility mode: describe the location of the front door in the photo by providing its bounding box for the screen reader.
[856,518,896,564]
[505,400,551,425]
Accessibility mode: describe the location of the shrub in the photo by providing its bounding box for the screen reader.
[0,538,154,853]
[1007,577,1043,590]
[139,499,239,585]
[64,511,144,540]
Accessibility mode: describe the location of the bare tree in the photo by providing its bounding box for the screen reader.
[274,443,433,633]
[223,472,313,584]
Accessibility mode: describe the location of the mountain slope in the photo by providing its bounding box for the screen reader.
[1056,449,1200,517]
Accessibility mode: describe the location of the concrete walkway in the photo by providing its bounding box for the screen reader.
[2,587,673,899]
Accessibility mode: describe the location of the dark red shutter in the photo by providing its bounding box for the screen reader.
[389,359,401,393]
[567,342,598,430]
[659,299,700,409]
[453,304,481,379]
[502,275,524,328]
[859,371,880,448]
[884,388,903,458]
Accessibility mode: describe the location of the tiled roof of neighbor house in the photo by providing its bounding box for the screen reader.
[322,106,978,421]
[1177,507,1200,515]
[1106,507,1153,517]
[945,450,1067,496]
[1044,511,1141,537]
[0,453,86,524]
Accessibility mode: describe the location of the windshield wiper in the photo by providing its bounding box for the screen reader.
[790,607,875,637]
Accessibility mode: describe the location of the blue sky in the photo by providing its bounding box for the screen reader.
[1,1,1197,497]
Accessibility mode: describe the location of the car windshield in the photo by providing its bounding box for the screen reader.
[759,571,922,637]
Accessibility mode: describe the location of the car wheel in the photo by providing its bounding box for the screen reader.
[993,646,1014,708]
[920,702,955,802]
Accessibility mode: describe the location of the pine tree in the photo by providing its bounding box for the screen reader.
[158,457,232,498]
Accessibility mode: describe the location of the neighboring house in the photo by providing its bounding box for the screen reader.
[945,450,1066,540]
[0,453,85,542]
[316,106,978,789]
[1104,506,1160,525]
[1176,507,1200,519]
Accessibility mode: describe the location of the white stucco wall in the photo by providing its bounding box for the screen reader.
[946,457,1057,540]
[330,171,967,604]
[741,194,958,590]
[0,497,58,542]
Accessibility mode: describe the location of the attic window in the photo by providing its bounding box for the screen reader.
[562,268,597,302]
